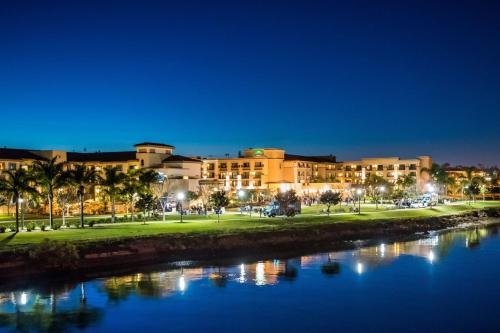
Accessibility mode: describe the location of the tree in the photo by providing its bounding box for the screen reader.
[0,169,37,232]
[69,165,98,228]
[319,191,342,216]
[466,181,481,203]
[198,182,216,215]
[121,170,141,222]
[135,193,155,224]
[32,157,67,229]
[137,169,161,194]
[209,191,229,223]
[275,190,300,217]
[396,175,416,199]
[56,185,77,227]
[364,174,390,209]
[100,166,126,223]
[422,163,454,198]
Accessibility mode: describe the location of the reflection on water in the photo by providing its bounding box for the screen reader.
[1,225,499,332]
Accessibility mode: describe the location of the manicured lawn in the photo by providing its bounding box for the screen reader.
[1,201,499,250]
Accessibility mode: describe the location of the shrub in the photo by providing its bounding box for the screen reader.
[29,239,80,270]
[88,221,95,227]
[26,224,35,232]
[0,226,5,233]
[41,225,47,231]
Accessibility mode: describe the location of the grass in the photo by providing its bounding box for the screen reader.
[1,201,499,250]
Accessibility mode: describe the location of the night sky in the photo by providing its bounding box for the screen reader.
[1,0,499,165]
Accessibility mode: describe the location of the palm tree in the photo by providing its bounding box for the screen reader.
[421,163,454,198]
[0,169,38,232]
[121,170,141,222]
[137,169,161,193]
[100,166,126,223]
[32,157,67,229]
[69,165,98,228]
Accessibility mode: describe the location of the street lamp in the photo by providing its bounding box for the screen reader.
[177,192,185,223]
[18,198,25,229]
[379,186,385,209]
[238,190,245,215]
[356,188,363,215]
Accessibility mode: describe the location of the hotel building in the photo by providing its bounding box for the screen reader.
[202,148,432,194]
[0,142,432,202]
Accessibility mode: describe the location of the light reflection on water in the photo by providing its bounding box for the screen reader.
[1,225,500,332]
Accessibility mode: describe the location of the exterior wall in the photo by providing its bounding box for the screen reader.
[0,144,433,200]
[158,161,202,179]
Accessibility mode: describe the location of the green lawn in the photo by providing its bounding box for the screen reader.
[1,201,499,250]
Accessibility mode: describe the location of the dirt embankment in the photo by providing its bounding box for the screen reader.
[1,208,500,280]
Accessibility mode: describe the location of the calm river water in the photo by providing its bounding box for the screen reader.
[2,225,500,332]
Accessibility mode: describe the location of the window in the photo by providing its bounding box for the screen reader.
[231,163,239,169]
[410,172,416,177]
[387,165,394,170]
[139,149,147,153]
[377,165,383,171]
[207,163,215,170]
[242,162,250,169]
[255,172,262,179]
[254,162,263,168]
[140,160,144,167]
[8,163,16,170]
[149,149,156,153]
[0,162,4,170]
[242,172,250,179]
[219,163,227,169]
[409,164,417,170]
[345,166,352,171]
[399,164,405,170]
[115,165,124,171]
[356,165,362,171]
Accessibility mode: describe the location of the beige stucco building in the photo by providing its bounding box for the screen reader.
[0,142,433,205]
[202,148,432,195]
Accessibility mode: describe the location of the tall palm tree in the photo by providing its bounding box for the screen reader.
[137,169,161,193]
[0,169,38,232]
[421,163,453,197]
[100,166,126,223]
[32,157,67,229]
[69,165,98,228]
[120,170,141,222]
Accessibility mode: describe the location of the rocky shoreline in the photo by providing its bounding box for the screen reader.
[1,207,500,281]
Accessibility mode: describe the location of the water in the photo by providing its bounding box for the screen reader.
[2,225,500,333]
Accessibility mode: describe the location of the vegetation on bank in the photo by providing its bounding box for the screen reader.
[0,202,499,251]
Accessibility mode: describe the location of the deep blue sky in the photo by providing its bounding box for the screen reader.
[1,0,499,165]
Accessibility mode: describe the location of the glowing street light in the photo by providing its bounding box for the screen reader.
[378,186,386,209]
[356,188,363,215]
[237,190,246,215]
[177,192,185,223]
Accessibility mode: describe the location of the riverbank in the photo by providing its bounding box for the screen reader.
[1,204,500,280]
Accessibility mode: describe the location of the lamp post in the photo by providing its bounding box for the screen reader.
[177,192,185,223]
[356,188,363,215]
[238,190,245,215]
[18,198,25,230]
[379,186,385,209]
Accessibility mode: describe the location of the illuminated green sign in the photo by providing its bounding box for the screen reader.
[254,149,263,156]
